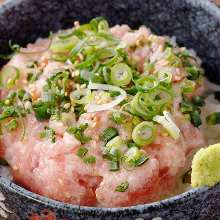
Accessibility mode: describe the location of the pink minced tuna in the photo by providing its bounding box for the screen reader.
[0,20,205,207]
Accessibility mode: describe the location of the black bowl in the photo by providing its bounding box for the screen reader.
[0,0,220,219]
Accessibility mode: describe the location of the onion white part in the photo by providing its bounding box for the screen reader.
[153,111,180,140]
[86,82,127,112]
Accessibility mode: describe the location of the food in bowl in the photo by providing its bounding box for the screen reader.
[0,17,218,207]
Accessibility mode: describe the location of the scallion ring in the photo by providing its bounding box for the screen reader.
[0,65,20,89]
[110,63,132,87]
[135,76,159,92]
[132,121,156,147]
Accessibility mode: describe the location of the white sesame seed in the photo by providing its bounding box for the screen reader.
[75,70,80,77]
[80,84,86,89]
[63,103,71,109]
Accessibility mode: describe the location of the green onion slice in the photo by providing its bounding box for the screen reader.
[70,89,93,105]
[135,76,159,92]
[206,112,220,125]
[100,127,118,143]
[110,63,132,87]
[76,147,88,158]
[50,36,79,53]
[190,111,202,127]
[123,147,149,167]
[115,181,129,192]
[0,65,20,89]
[132,121,155,147]
[157,72,172,83]
[182,79,196,94]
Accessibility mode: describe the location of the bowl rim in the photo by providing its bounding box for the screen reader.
[0,0,219,213]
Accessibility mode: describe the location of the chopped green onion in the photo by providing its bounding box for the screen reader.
[135,154,149,166]
[98,20,109,32]
[70,89,93,105]
[106,136,125,149]
[132,121,155,147]
[157,72,172,83]
[111,112,123,124]
[182,79,196,94]
[108,160,119,171]
[109,91,121,97]
[110,63,132,87]
[190,111,202,127]
[0,106,18,121]
[135,76,159,92]
[192,96,205,107]
[130,88,172,121]
[206,112,220,125]
[127,141,139,149]
[180,101,194,113]
[186,66,201,80]
[50,36,79,53]
[90,72,105,83]
[115,181,129,192]
[76,147,88,158]
[32,101,52,121]
[100,127,118,143]
[125,86,137,95]
[66,123,92,144]
[123,147,149,167]
[5,119,18,131]
[83,155,96,164]
[39,126,56,143]
[0,65,20,89]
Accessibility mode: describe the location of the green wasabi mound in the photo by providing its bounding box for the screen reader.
[191,143,220,188]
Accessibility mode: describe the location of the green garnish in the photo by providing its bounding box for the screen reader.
[190,111,202,127]
[111,112,123,124]
[0,65,20,89]
[110,63,132,87]
[100,127,118,143]
[83,155,96,164]
[135,76,159,92]
[66,123,92,144]
[5,119,18,131]
[32,101,52,121]
[109,91,121,97]
[39,126,56,143]
[108,160,120,171]
[192,96,205,107]
[115,181,129,192]
[0,159,9,166]
[76,147,88,158]
[182,79,196,94]
[123,147,149,167]
[127,141,139,149]
[132,121,155,147]
[0,106,18,121]
[186,66,201,80]
[180,101,194,113]
[206,112,220,125]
